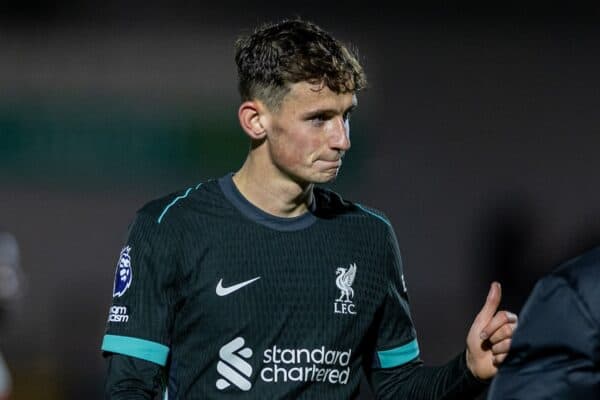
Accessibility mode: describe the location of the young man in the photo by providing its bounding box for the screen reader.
[488,245,600,399]
[101,19,517,399]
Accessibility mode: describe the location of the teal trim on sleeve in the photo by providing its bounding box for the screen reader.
[157,187,193,224]
[101,334,170,366]
[377,339,420,368]
[157,183,204,224]
[355,204,392,227]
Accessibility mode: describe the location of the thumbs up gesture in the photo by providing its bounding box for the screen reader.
[465,282,518,380]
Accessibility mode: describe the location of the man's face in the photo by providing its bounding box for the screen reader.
[261,81,356,185]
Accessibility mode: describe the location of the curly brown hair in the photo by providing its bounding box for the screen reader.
[234,19,367,111]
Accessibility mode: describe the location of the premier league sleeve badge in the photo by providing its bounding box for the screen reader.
[113,245,133,298]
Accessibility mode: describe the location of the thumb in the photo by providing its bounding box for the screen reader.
[474,281,501,328]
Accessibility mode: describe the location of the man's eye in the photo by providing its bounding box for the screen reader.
[310,115,327,125]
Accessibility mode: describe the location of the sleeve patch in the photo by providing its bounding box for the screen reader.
[113,246,133,298]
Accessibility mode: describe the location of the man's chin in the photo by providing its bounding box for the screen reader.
[314,170,341,184]
[289,168,341,186]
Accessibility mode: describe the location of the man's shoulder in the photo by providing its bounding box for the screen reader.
[135,179,222,225]
[519,246,600,335]
[314,187,393,229]
[554,245,600,278]
[549,246,600,313]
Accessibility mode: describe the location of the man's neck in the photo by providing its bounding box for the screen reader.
[232,158,314,218]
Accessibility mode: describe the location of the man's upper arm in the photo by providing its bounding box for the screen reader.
[101,212,180,394]
[488,276,600,399]
[364,216,487,400]
[363,217,422,394]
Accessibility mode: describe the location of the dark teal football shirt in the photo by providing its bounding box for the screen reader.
[102,173,421,398]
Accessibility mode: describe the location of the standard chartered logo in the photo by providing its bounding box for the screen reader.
[261,346,351,384]
[216,337,352,392]
[216,337,254,391]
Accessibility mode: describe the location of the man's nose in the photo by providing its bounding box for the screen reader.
[330,117,351,152]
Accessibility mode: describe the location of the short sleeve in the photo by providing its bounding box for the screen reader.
[101,212,180,367]
[371,222,420,369]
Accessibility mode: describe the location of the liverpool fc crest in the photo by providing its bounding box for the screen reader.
[334,263,357,315]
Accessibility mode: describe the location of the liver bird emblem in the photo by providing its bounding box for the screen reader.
[336,263,357,302]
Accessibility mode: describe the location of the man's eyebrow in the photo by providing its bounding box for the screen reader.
[301,104,357,119]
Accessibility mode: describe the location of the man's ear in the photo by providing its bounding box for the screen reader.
[238,101,267,140]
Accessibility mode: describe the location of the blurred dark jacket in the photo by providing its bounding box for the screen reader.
[488,246,600,399]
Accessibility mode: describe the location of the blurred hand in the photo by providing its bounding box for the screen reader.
[465,282,518,380]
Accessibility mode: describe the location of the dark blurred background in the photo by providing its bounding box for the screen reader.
[1,2,599,399]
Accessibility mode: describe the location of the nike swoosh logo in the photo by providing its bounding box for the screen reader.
[216,277,261,296]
